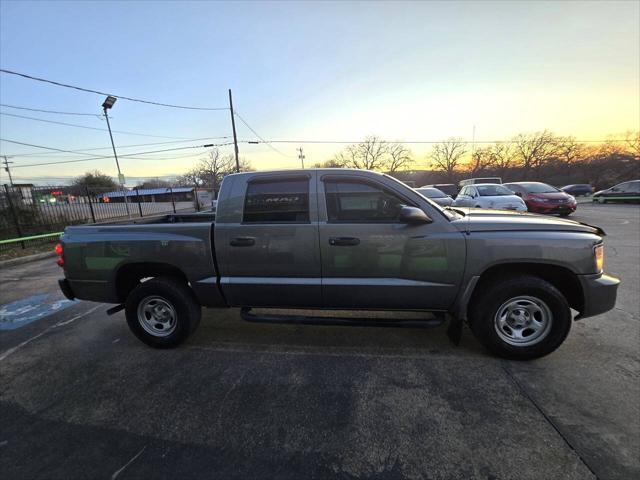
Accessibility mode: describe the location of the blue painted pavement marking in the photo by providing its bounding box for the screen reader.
[0,294,79,330]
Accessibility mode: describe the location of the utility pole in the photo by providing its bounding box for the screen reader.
[471,124,476,160]
[228,89,240,173]
[2,156,14,186]
[102,96,131,218]
[297,147,305,169]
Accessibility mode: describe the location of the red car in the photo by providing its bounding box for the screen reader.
[503,182,577,216]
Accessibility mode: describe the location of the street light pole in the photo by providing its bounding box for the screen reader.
[102,96,130,217]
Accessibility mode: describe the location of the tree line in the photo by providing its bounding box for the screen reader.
[316,131,639,189]
[69,130,638,193]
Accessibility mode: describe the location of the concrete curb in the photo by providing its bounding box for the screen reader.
[0,251,57,269]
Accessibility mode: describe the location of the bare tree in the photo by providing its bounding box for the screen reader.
[553,136,584,176]
[334,136,390,170]
[623,130,640,159]
[513,130,559,179]
[314,157,348,168]
[387,143,413,172]
[428,138,468,182]
[177,148,251,195]
[488,143,516,180]
[466,146,495,177]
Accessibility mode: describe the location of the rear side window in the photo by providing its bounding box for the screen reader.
[243,178,309,223]
[324,180,406,223]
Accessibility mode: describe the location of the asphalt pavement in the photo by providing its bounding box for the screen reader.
[1,203,638,479]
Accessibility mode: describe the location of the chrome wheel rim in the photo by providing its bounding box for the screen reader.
[494,296,552,347]
[137,296,177,337]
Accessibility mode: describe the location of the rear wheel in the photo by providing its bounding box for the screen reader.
[469,276,572,360]
[125,276,201,348]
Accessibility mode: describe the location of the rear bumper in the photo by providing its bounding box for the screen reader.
[576,273,620,319]
[58,278,76,301]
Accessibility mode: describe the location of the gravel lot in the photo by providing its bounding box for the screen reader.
[1,203,638,479]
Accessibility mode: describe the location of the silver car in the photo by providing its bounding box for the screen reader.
[453,184,527,211]
[415,187,453,207]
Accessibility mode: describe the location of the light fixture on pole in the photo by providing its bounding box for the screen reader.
[102,95,130,217]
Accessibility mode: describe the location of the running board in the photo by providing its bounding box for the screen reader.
[240,307,445,328]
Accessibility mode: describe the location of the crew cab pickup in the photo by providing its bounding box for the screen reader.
[57,169,620,359]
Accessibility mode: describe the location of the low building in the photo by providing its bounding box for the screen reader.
[100,187,195,203]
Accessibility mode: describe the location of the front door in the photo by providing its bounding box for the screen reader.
[318,174,465,310]
[215,172,322,308]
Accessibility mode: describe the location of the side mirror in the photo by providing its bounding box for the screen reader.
[514,191,522,197]
[399,206,432,224]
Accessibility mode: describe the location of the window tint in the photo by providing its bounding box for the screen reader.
[619,182,640,193]
[243,178,309,223]
[325,180,406,223]
[477,185,513,196]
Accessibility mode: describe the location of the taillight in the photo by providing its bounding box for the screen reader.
[55,243,64,267]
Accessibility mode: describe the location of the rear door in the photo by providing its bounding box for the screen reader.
[318,173,465,310]
[215,172,322,308]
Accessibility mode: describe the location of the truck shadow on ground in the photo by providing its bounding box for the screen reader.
[186,308,488,359]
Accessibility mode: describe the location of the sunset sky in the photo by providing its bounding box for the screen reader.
[1,0,638,185]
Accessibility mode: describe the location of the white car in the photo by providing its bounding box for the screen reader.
[453,184,527,211]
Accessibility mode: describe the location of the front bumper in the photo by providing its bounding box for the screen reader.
[527,202,577,214]
[576,273,620,319]
[58,278,76,301]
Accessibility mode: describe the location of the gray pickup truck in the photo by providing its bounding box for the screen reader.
[57,169,619,359]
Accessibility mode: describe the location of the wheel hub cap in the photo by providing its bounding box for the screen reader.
[137,296,177,337]
[494,296,553,347]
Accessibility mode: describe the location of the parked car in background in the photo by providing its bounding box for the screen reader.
[415,187,453,206]
[504,182,577,216]
[453,184,527,211]
[561,184,594,197]
[424,183,458,198]
[592,180,640,204]
[459,177,502,188]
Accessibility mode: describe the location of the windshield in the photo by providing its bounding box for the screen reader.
[416,187,446,198]
[477,185,514,196]
[518,183,559,193]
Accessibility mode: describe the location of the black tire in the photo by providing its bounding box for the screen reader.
[469,276,572,360]
[125,276,201,348]
[559,212,572,217]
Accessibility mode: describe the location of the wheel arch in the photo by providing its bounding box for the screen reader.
[466,262,584,317]
[114,262,189,303]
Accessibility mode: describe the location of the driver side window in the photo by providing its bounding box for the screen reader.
[324,179,406,223]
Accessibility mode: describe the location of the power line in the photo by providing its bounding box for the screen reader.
[233,111,289,157]
[6,142,232,168]
[0,103,102,117]
[0,69,229,111]
[2,137,231,158]
[0,111,194,139]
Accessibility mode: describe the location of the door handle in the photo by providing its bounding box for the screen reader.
[230,237,255,247]
[329,237,360,246]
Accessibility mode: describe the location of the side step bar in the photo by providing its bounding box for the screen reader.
[240,307,445,329]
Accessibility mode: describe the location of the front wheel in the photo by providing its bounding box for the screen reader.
[469,276,572,360]
[125,276,201,348]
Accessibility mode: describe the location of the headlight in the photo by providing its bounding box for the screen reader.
[594,244,604,272]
